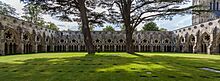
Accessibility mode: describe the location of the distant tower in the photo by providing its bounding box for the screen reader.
[192,0,220,25]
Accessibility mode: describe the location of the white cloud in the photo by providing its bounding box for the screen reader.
[42,15,79,31]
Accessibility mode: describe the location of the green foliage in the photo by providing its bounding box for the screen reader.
[159,28,168,31]
[103,25,115,32]
[36,19,46,27]
[21,3,59,31]
[142,22,168,31]
[46,22,59,31]
[22,3,42,23]
[120,24,125,31]
[0,1,17,16]
[142,22,159,31]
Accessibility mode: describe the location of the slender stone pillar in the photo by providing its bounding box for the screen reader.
[151,45,153,52]
[0,30,4,55]
[1,42,5,55]
[44,45,47,52]
[51,45,54,52]
[102,45,104,52]
[193,36,197,53]
[114,45,116,52]
[138,45,141,52]
[20,32,24,54]
[161,45,165,52]
[207,44,212,54]
[34,44,38,53]
[78,45,80,51]
[66,45,68,52]
[207,34,213,54]
[20,43,24,54]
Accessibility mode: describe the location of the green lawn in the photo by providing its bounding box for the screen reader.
[0,52,220,81]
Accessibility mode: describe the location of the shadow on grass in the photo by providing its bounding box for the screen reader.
[128,53,146,58]
[0,53,220,81]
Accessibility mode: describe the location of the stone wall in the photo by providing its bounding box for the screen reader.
[192,0,220,25]
[174,18,220,54]
[0,14,220,55]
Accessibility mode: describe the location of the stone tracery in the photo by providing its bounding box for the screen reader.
[1,14,220,55]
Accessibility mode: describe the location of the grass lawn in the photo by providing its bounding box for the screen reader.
[0,52,220,81]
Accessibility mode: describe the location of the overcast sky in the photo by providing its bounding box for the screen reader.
[1,0,192,31]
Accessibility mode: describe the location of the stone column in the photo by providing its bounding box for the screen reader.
[138,45,141,52]
[51,45,54,52]
[66,45,68,52]
[20,43,24,54]
[34,44,38,53]
[114,45,116,52]
[0,30,4,55]
[78,45,80,51]
[102,45,104,51]
[21,32,24,54]
[193,36,197,53]
[207,44,212,54]
[151,45,153,52]
[161,45,165,52]
[0,41,5,55]
[207,34,213,54]
[44,45,47,52]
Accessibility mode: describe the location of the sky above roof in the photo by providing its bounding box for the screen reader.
[1,0,192,31]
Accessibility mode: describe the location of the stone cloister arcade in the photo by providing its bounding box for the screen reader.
[0,14,220,55]
[174,19,220,54]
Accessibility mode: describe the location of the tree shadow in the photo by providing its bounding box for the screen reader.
[127,52,146,58]
[0,53,219,81]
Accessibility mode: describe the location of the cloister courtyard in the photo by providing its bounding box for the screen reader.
[0,52,219,81]
[1,0,220,81]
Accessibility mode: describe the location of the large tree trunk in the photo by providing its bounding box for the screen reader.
[124,12,134,54]
[123,0,134,54]
[126,33,134,54]
[125,23,135,54]
[78,1,95,54]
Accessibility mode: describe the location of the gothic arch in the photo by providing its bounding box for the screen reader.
[36,34,44,53]
[4,28,19,41]
[23,31,33,54]
[4,28,20,55]
[199,32,210,53]
[187,34,195,53]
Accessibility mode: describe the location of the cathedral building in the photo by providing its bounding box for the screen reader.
[1,14,220,55]
[193,0,220,25]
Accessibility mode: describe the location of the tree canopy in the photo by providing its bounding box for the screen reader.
[20,0,109,54]
[21,3,59,31]
[142,22,168,31]
[22,3,42,23]
[142,22,159,31]
[46,22,59,31]
[103,25,115,32]
[0,1,17,16]
[20,0,197,54]
[98,0,196,54]
[159,28,167,31]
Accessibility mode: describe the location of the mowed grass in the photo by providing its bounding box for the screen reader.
[0,52,220,81]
